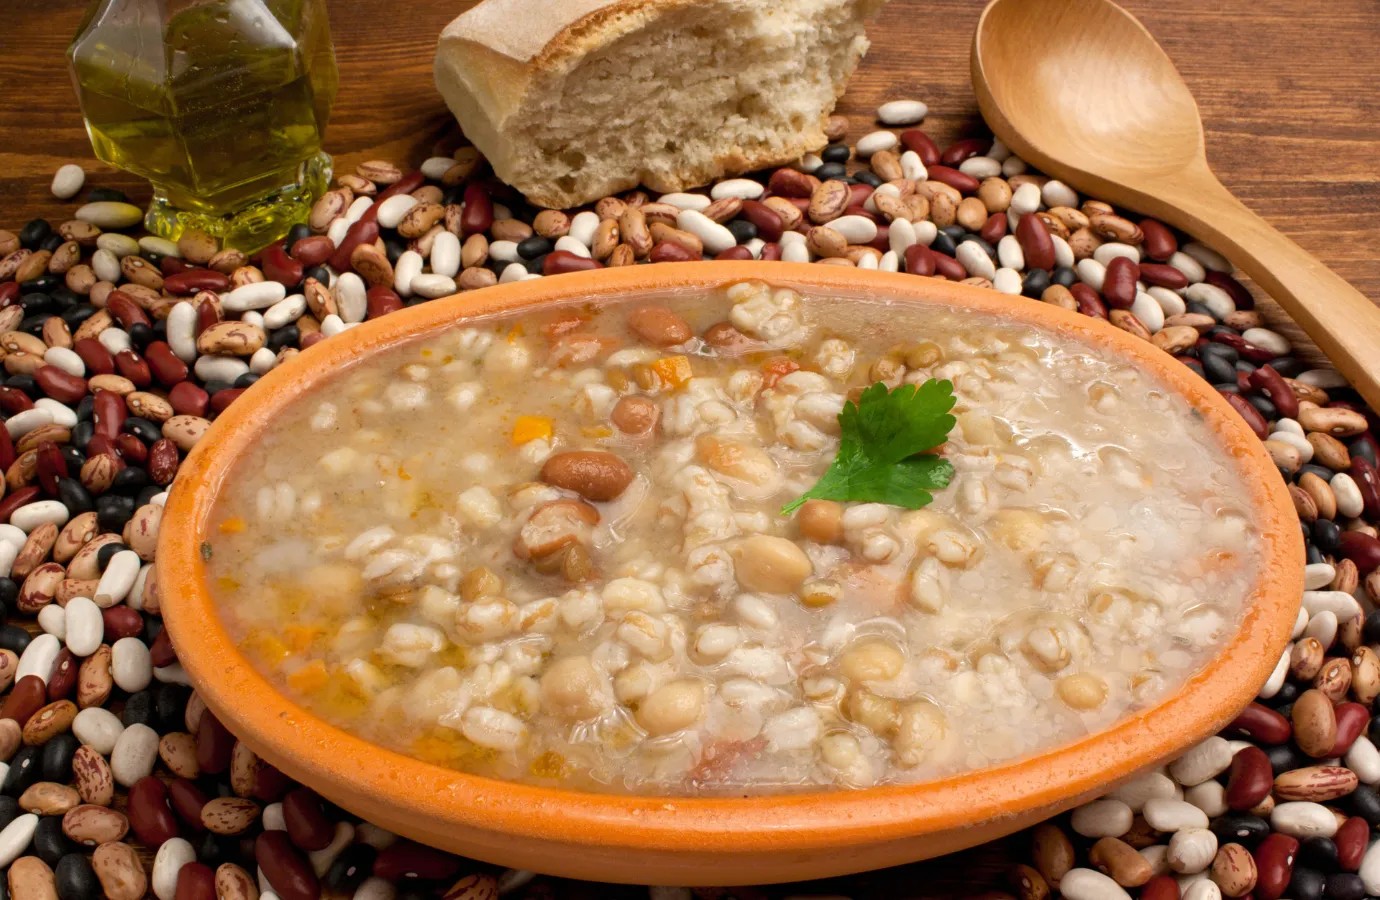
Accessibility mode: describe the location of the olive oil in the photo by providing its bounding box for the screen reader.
[68,0,338,250]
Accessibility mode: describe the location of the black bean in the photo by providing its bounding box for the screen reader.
[285,224,312,248]
[69,421,94,454]
[1351,437,1379,469]
[303,265,330,287]
[0,624,30,655]
[1210,813,1269,847]
[1347,783,1380,826]
[1306,544,1326,566]
[1046,265,1076,288]
[3,746,42,796]
[1266,742,1306,775]
[19,313,50,335]
[202,380,234,396]
[34,815,71,867]
[821,144,851,163]
[853,170,883,188]
[0,795,18,830]
[930,232,957,257]
[60,306,98,331]
[86,188,127,204]
[122,416,161,444]
[1200,353,1238,386]
[1290,867,1326,900]
[1180,358,1205,379]
[939,225,967,241]
[126,322,154,351]
[1313,519,1342,554]
[38,233,66,254]
[56,478,94,516]
[0,579,15,615]
[41,734,79,784]
[1186,300,1221,321]
[135,486,163,509]
[324,843,377,894]
[1021,269,1051,299]
[197,831,243,867]
[96,543,131,571]
[725,220,757,245]
[55,853,101,900]
[1299,836,1339,873]
[110,467,149,495]
[960,236,997,261]
[233,373,260,389]
[268,327,300,353]
[382,236,407,265]
[516,237,553,260]
[523,254,547,275]
[1234,361,1258,376]
[1269,356,1306,378]
[96,495,135,533]
[74,395,96,423]
[154,683,187,734]
[140,613,161,647]
[814,162,847,180]
[1299,463,1337,482]
[19,219,52,250]
[1248,394,1278,420]
[4,375,40,399]
[20,293,54,315]
[1323,873,1364,900]
[404,298,429,308]
[122,690,154,727]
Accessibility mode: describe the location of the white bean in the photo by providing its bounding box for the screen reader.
[16,634,60,684]
[152,837,197,900]
[110,722,160,786]
[877,99,928,125]
[111,636,153,692]
[72,707,124,755]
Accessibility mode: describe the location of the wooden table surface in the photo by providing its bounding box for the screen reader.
[2,0,1379,895]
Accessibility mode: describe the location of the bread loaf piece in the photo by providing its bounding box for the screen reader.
[434,0,887,209]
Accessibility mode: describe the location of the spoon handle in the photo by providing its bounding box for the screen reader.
[1155,171,1380,411]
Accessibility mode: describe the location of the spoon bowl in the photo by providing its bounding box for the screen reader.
[973,0,1380,409]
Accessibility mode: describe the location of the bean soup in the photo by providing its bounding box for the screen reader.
[204,280,1262,795]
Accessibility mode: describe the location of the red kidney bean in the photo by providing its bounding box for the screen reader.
[1338,532,1380,575]
[144,342,189,386]
[209,388,248,414]
[72,339,115,376]
[34,366,87,405]
[1248,366,1300,420]
[1140,875,1180,900]
[900,130,941,166]
[1224,703,1291,745]
[375,170,424,205]
[714,246,753,261]
[365,286,404,320]
[1206,270,1254,311]
[328,220,380,273]
[1235,370,1253,395]
[168,382,209,418]
[283,788,333,851]
[148,627,176,669]
[1254,833,1298,900]
[1,675,46,726]
[115,433,147,466]
[1101,257,1140,309]
[1139,219,1178,261]
[766,169,814,198]
[301,332,326,350]
[1352,431,1380,463]
[195,297,222,337]
[0,387,34,415]
[1224,745,1273,810]
[197,711,235,775]
[256,831,320,900]
[847,184,874,209]
[649,242,702,263]
[1219,390,1269,439]
[36,442,66,495]
[373,841,461,882]
[926,165,980,194]
[980,212,1007,244]
[1070,283,1107,319]
[106,291,151,329]
[869,223,890,253]
[0,487,41,525]
[174,862,216,900]
[1016,212,1056,271]
[739,200,783,242]
[940,138,990,166]
[162,269,231,296]
[933,252,966,281]
[905,244,936,276]
[161,256,190,276]
[46,650,77,702]
[254,764,293,803]
[1350,457,1380,518]
[102,606,143,642]
[784,196,811,215]
[261,242,303,288]
[113,350,152,388]
[758,242,782,261]
[0,283,19,308]
[1335,815,1367,871]
[0,428,14,472]
[127,776,179,848]
[1212,331,1277,365]
[290,237,335,268]
[148,439,179,486]
[168,778,209,831]
[461,183,494,237]
[1332,702,1370,756]
[543,251,604,275]
[85,436,119,463]
[1137,263,1189,290]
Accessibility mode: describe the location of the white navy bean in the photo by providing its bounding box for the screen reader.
[1168,251,1207,284]
[262,803,287,831]
[1093,242,1140,266]
[997,235,1025,270]
[959,156,1002,179]
[11,500,69,532]
[888,218,917,256]
[782,242,810,264]
[1070,799,1133,838]
[392,251,423,298]
[830,215,878,245]
[1303,609,1337,650]
[138,236,180,258]
[879,250,899,273]
[1059,868,1131,900]
[419,156,456,180]
[0,542,16,579]
[795,153,823,174]
[0,814,38,869]
[1242,327,1289,356]
[95,234,139,258]
[676,210,736,255]
[1076,259,1107,292]
[567,210,602,246]
[308,822,356,876]
[1184,283,1234,320]
[76,201,143,230]
[655,194,710,213]
[1270,801,1338,838]
[1270,430,1313,462]
[224,281,286,314]
[111,636,153,693]
[1167,828,1217,874]
[91,248,122,282]
[1140,845,1170,878]
[1143,797,1210,832]
[1293,607,1310,640]
[41,346,84,378]
[1360,835,1380,894]
[94,550,141,608]
[1273,417,1305,436]
[1109,772,1178,812]
[877,99,928,125]
[37,605,65,641]
[51,164,86,200]
[711,179,765,201]
[249,348,278,376]
[1299,368,1350,389]
[1052,235,1075,268]
[855,130,899,157]
[488,240,520,264]
[1131,292,1165,334]
[553,236,591,258]
[264,294,308,331]
[334,272,367,324]
[62,596,103,658]
[1304,563,1336,591]
[1182,241,1232,273]
[410,274,458,299]
[744,239,765,259]
[152,837,197,900]
[1183,781,1227,818]
[914,220,938,247]
[956,242,997,280]
[375,195,418,230]
[195,354,250,383]
[97,327,132,355]
[498,263,528,284]
[110,722,159,786]
[1010,182,1042,216]
[1346,735,1380,785]
[153,663,191,686]
[1259,648,1290,700]
[986,138,1012,162]
[1182,880,1221,900]
[240,311,265,331]
[326,217,350,246]
[1148,286,1187,317]
[1042,180,1080,209]
[16,634,60,683]
[856,253,878,270]
[167,302,199,362]
[0,525,25,549]
[353,878,396,900]
[320,315,345,338]
[1304,589,1362,621]
[431,232,461,279]
[5,408,52,439]
[1332,474,1365,518]
[900,150,927,182]
[1169,737,1233,786]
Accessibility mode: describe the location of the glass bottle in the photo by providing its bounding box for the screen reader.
[68,0,339,251]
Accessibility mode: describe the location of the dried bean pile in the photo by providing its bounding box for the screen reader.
[0,96,1374,900]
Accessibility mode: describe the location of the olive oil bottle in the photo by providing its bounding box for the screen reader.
[68,0,338,250]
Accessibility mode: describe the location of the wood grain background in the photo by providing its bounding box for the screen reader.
[0,0,1378,894]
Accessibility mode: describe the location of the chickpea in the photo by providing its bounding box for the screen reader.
[798,499,844,544]
[637,679,705,736]
[540,656,608,719]
[902,341,943,368]
[844,689,900,737]
[799,578,842,609]
[839,640,905,683]
[461,566,503,602]
[1023,626,1071,673]
[732,535,812,594]
[1057,673,1108,710]
[696,435,779,488]
[893,700,950,768]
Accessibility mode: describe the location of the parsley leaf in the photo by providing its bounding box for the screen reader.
[782,379,957,515]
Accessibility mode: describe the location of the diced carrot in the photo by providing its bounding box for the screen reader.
[283,625,323,653]
[287,659,330,694]
[511,415,553,444]
[651,355,693,388]
[506,323,525,342]
[761,357,800,389]
[218,517,246,534]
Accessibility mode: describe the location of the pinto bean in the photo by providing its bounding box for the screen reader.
[540,451,634,502]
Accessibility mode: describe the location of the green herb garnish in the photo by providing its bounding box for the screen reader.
[782,379,957,515]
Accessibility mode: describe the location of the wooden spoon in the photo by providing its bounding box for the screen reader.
[972,0,1380,410]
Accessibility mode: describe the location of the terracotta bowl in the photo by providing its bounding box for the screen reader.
[158,262,1302,885]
